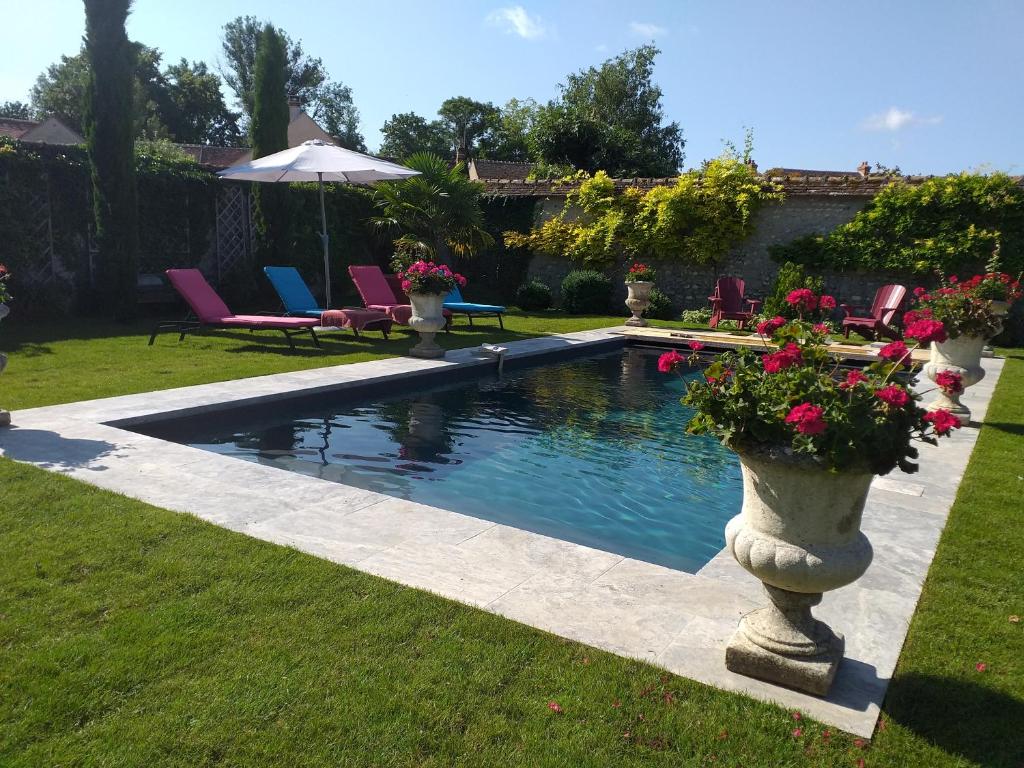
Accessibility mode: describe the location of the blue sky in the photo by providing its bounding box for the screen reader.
[3,0,1022,174]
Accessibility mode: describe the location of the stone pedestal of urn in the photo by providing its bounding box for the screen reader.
[408,292,447,359]
[923,334,986,426]
[724,450,874,695]
[624,281,654,327]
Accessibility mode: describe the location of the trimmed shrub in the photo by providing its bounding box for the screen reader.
[515,279,553,311]
[763,261,824,318]
[680,307,712,325]
[560,270,613,314]
[645,286,676,320]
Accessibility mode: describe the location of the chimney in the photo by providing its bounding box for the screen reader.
[745,158,758,173]
[857,161,871,178]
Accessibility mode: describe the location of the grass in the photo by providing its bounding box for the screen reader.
[1,318,1021,766]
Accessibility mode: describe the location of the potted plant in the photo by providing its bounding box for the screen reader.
[910,272,1015,424]
[398,260,467,359]
[624,262,656,327]
[660,306,957,695]
[0,264,11,426]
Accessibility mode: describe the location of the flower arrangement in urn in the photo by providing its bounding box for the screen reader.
[397,260,467,359]
[0,263,12,426]
[660,295,957,694]
[910,267,1021,424]
[624,262,656,327]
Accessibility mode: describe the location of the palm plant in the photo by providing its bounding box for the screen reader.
[371,152,494,263]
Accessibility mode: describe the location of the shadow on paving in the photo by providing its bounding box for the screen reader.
[884,672,1024,767]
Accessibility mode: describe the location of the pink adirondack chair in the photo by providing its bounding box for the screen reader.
[841,284,907,340]
[348,265,451,328]
[150,269,321,349]
[708,277,761,329]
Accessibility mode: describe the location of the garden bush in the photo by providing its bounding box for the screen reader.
[560,270,613,314]
[645,286,676,320]
[515,279,553,311]
[680,308,712,325]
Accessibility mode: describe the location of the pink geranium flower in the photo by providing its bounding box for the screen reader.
[840,369,869,389]
[875,385,910,408]
[657,350,685,373]
[923,409,961,436]
[756,316,787,337]
[904,319,948,344]
[812,322,829,335]
[785,403,827,435]
[762,343,803,373]
[689,341,705,351]
[935,370,963,394]
[879,341,910,365]
[785,288,818,312]
[818,294,837,310]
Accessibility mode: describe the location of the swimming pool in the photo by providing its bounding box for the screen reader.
[142,347,742,572]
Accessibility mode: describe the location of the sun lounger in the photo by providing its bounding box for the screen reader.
[348,265,451,330]
[263,266,391,337]
[443,285,505,328]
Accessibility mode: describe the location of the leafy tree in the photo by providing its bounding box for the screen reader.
[0,101,32,119]
[372,152,494,259]
[478,97,538,161]
[250,24,292,265]
[378,112,450,160]
[30,52,92,132]
[162,59,242,145]
[83,0,139,320]
[311,82,365,151]
[437,96,499,161]
[219,15,325,116]
[532,45,684,177]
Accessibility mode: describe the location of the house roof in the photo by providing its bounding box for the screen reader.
[176,144,251,168]
[0,116,83,145]
[467,158,535,180]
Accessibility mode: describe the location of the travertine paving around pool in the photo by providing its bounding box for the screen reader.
[0,328,1004,737]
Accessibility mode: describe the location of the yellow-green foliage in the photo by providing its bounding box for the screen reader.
[504,156,782,268]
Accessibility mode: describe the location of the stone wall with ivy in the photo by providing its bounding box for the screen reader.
[524,194,916,311]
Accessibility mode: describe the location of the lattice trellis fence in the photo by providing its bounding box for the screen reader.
[212,183,254,282]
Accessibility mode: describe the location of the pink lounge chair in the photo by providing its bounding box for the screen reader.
[150,268,321,349]
[709,276,761,329]
[348,265,451,329]
[841,284,907,340]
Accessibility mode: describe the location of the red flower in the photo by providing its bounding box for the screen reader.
[756,316,787,336]
[547,700,563,713]
[875,385,909,408]
[791,711,802,721]
[913,286,927,297]
[935,370,963,394]
[878,341,910,365]
[657,350,685,373]
[785,288,818,311]
[812,322,829,335]
[975,662,987,672]
[763,343,803,373]
[706,368,733,385]
[689,341,705,351]
[791,728,803,738]
[840,369,869,389]
[949,275,959,284]
[400,279,413,293]
[923,409,961,436]
[785,403,827,435]
[818,294,837,310]
[904,319,947,344]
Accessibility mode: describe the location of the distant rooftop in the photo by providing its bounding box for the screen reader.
[0,116,83,145]
[467,158,535,181]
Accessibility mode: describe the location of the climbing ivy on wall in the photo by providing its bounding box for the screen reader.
[503,153,782,269]
[769,173,1024,274]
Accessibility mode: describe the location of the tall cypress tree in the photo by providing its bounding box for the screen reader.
[83,0,139,319]
[250,24,291,266]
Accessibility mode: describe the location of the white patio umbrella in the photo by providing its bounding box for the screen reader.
[217,139,419,308]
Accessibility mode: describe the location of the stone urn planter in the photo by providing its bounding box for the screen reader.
[989,299,1010,316]
[724,449,874,695]
[923,334,986,426]
[0,303,9,427]
[408,292,447,359]
[624,281,654,327]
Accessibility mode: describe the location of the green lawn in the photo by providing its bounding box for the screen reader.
[1,317,1021,766]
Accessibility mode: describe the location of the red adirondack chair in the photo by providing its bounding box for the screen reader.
[841,284,907,340]
[708,277,761,329]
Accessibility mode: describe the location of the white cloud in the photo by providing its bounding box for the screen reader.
[630,21,668,38]
[486,6,547,40]
[861,107,943,132]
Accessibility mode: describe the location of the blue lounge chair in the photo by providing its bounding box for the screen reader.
[443,286,506,328]
[263,266,392,338]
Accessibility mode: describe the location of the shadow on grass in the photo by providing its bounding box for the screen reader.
[984,421,1024,437]
[884,672,1024,767]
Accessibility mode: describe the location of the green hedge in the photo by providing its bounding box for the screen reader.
[769,173,1024,274]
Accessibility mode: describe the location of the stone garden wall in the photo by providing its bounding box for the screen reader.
[524,195,918,312]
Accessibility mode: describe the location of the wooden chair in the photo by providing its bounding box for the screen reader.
[841,284,907,340]
[709,276,761,329]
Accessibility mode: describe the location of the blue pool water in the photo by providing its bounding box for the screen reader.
[155,348,742,572]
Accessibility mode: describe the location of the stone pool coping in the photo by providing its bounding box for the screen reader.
[0,327,1004,738]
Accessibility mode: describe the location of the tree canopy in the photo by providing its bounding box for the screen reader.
[0,101,32,120]
[378,112,451,160]
[532,46,684,176]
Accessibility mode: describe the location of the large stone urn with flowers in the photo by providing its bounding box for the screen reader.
[659,302,959,694]
[624,262,656,327]
[910,269,1020,425]
[398,260,467,359]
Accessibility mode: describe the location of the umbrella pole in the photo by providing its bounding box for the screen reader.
[318,173,331,309]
